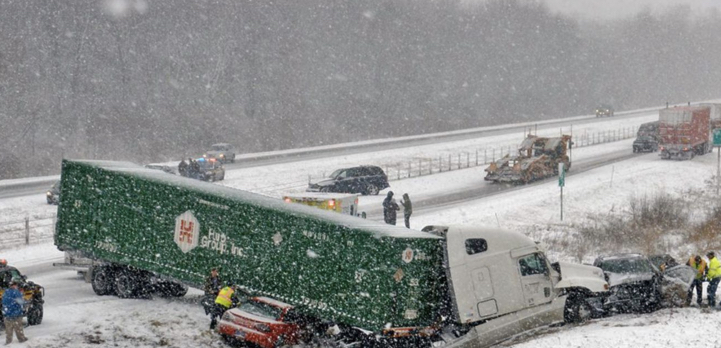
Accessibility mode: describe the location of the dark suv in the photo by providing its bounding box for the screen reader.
[307,165,389,195]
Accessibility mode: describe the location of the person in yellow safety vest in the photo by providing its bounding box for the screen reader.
[706,251,721,307]
[210,284,238,330]
[686,255,707,306]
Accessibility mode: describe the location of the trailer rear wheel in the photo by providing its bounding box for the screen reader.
[115,270,140,298]
[91,266,115,296]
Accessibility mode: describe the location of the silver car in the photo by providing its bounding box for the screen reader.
[203,143,236,163]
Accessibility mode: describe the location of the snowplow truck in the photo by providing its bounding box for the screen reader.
[484,134,571,183]
[658,106,713,160]
[54,159,607,348]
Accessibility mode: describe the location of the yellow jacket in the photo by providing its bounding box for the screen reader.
[215,286,235,308]
[707,257,721,280]
[688,256,707,280]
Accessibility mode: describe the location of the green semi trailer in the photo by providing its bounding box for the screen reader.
[54,160,445,332]
[55,160,609,347]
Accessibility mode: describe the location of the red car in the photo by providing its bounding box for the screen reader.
[217,296,308,348]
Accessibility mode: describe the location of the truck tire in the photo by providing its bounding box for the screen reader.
[27,303,43,325]
[91,266,115,296]
[564,293,592,323]
[115,270,140,298]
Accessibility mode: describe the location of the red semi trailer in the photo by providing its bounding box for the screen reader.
[658,106,712,160]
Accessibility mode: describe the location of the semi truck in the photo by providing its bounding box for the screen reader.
[54,159,608,347]
[658,106,713,160]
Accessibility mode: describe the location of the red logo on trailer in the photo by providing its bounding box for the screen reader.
[175,211,199,253]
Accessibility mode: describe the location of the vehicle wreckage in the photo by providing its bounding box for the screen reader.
[485,134,572,183]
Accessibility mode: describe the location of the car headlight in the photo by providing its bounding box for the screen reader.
[46,192,52,196]
[219,154,224,157]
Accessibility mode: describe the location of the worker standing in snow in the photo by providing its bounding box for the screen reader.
[210,284,238,330]
[400,193,412,228]
[706,251,721,307]
[178,159,188,177]
[383,191,395,225]
[2,280,28,344]
[686,255,707,306]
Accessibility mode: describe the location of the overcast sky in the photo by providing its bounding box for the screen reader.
[542,0,721,20]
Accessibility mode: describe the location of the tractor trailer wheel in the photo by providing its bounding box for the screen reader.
[91,266,115,296]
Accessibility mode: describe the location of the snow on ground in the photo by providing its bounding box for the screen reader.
[3,109,721,347]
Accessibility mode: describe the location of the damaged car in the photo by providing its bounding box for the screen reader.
[593,254,696,314]
[593,254,663,313]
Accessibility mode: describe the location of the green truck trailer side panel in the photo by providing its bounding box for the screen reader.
[55,160,445,331]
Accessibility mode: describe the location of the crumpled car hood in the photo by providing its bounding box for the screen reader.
[606,272,655,287]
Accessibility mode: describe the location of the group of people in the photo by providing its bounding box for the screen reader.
[382,191,412,228]
[686,251,721,307]
[178,158,202,179]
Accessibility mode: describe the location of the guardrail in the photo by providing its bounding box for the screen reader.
[309,126,639,183]
[0,215,55,250]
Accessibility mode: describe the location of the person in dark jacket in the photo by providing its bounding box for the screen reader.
[178,159,188,177]
[400,193,412,228]
[383,191,396,225]
[204,268,222,297]
[2,280,28,344]
[189,158,200,179]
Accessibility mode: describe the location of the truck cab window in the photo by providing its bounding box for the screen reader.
[518,253,549,276]
[465,239,487,255]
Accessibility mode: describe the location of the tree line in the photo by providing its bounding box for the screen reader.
[1,0,720,178]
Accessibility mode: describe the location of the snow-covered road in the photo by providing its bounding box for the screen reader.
[3,108,721,347]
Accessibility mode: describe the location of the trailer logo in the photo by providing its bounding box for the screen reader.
[402,247,414,263]
[175,211,199,253]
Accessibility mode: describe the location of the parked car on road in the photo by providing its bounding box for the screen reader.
[204,143,236,163]
[217,296,311,348]
[307,165,389,195]
[46,181,60,205]
[633,135,659,153]
[593,254,663,314]
[595,105,615,117]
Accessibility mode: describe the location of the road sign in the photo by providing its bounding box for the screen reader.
[713,129,721,147]
[558,163,565,187]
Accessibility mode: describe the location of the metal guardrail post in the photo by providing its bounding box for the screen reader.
[448,154,451,171]
[25,217,30,245]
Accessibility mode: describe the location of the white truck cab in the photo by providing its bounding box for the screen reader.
[423,225,608,348]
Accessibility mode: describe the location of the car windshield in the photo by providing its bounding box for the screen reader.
[637,136,654,141]
[329,169,346,179]
[238,300,283,321]
[599,258,655,274]
[211,145,229,151]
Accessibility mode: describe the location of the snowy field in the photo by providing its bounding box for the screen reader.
[3,109,721,347]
